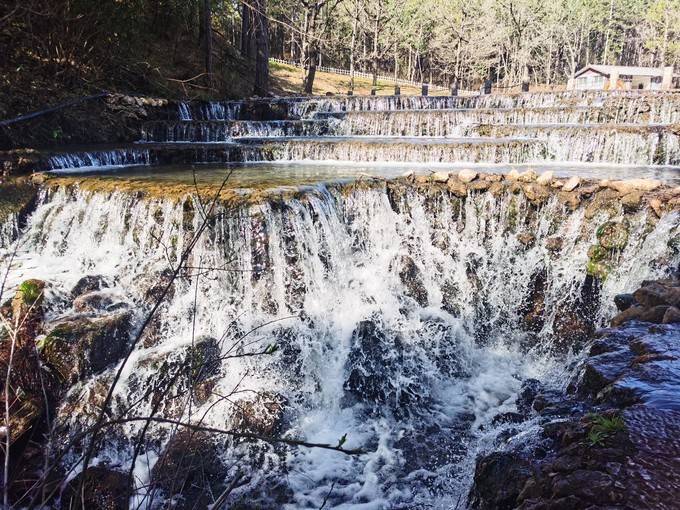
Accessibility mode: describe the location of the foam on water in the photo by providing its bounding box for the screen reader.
[3,182,678,508]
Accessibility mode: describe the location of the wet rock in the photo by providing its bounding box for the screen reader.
[506,169,520,181]
[611,305,644,327]
[71,275,108,298]
[60,466,131,510]
[459,169,478,183]
[663,306,680,323]
[151,431,226,510]
[40,311,132,384]
[606,178,661,194]
[470,451,532,509]
[634,282,671,307]
[431,171,450,183]
[488,181,505,196]
[517,379,541,415]
[447,179,467,197]
[141,268,175,305]
[517,170,537,183]
[596,221,628,250]
[551,469,615,502]
[469,179,491,192]
[521,183,550,204]
[231,392,286,436]
[343,320,422,415]
[614,293,636,311]
[639,305,670,323]
[516,232,535,248]
[0,181,39,233]
[544,237,563,253]
[649,197,664,217]
[621,191,643,210]
[536,171,553,186]
[73,291,115,313]
[491,412,525,426]
[562,176,580,192]
[557,191,580,210]
[394,255,428,306]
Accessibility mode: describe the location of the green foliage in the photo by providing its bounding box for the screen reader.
[586,413,626,447]
[18,281,42,305]
[264,343,279,355]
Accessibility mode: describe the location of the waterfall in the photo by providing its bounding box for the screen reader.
[255,138,547,164]
[176,101,242,121]
[6,182,678,508]
[141,120,330,143]
[47,148,151,172]
[178,102,193,121]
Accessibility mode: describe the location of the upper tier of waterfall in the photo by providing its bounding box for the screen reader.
[22,90,680,173]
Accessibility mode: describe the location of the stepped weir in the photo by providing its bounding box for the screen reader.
[1,90,680,509]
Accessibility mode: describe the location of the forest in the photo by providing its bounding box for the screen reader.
[1,0,679,114]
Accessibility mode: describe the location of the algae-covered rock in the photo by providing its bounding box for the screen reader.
[586,260,610,280]
[587,244,608,262]
[40,311,132,384]
[596,221,629,250]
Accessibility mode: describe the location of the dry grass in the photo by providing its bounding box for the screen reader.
[270,61,449,96]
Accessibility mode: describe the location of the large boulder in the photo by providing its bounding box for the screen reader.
[394,255,428,306]
[40,311,132,385]
[231,392,286,436]
[469,452,532,509]
[343,320,423,415]
[150,431,226,510]
[60,467,131,510]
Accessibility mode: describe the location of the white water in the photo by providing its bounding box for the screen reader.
[3,183,678,509]
[47,149,151,172]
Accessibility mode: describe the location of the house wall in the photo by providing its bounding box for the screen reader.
[573,70,607,90]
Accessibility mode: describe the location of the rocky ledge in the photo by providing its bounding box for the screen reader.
[469,276,680,510]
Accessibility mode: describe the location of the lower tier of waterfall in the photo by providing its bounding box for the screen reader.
[2,175,678,509]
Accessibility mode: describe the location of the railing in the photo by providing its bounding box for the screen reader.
[270,58,473,94]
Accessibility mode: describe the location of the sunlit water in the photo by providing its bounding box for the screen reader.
[2,179,678,509]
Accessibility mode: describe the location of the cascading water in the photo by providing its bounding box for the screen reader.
[34,91,680,172]
[6,179,678,509]
[47,148,151,172]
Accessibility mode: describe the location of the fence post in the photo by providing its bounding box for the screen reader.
[394,85,401,95]
[450,81,458,96]
[483,79,492,95]
[421,83,429,96]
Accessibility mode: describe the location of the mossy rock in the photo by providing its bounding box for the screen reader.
[586,260,610,280]
[14,279,45,308]
[596,221,629,250]
[40,312,132,384]
[587,244,609,263]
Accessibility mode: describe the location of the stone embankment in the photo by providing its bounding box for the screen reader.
[470,275,680,510]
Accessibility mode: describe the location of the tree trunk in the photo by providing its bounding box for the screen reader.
[202,0,213,87]
[253,0,269,96]
[302,4,320,94]
[349,1,359,92]
[240,2,252,58]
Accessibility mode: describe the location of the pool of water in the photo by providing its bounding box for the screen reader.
[59,161,680,189]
